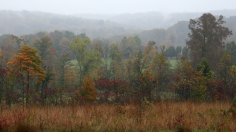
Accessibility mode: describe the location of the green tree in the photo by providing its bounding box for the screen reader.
[34,35,53,66]
[226,41,236,65]
[119,36,141,58]
[145,41,156,55]
[182,46,188,57]
[175,46,182,56]
[197,58,211,77]
[218,51,232,86]
[11,35,26,54]
[133,35,142,46]
[78,33,88,39]
[68,37,103,85]
[56,53,72,86]
[109,43,123,79]
[167,46,175,58]
[109,43,122,61]
[148,54,171,94]
[37,31,47,38]
[64,31,76,41]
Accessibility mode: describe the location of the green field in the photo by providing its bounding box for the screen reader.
[69,58,111,69]
[69,58,178,70]
[168,59,178,69]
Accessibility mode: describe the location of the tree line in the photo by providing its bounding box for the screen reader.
[0,13,236,107]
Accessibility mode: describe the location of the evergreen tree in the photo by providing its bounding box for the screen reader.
[197,58,211,77]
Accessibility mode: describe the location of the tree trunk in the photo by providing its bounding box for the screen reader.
[26,72,30,104]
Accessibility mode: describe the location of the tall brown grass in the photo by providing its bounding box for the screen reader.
[0,101,235,131]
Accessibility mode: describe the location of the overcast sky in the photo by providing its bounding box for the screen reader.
[1,0,236,15]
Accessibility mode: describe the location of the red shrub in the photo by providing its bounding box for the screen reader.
[94,78,133,103]
[208,79,232,101]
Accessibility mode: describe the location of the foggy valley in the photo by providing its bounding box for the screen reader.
[1,0,236,131]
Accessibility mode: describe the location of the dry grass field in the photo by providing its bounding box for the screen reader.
[0,101,236,132]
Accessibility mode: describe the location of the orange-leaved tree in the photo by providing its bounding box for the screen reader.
[77,76,97,103]
[7,45,46,103]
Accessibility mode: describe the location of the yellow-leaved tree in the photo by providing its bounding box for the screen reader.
[7,45,46,104]
[77,76,97,103]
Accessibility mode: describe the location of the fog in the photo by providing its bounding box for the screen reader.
[1,0,236,45]
[1,0,236,15]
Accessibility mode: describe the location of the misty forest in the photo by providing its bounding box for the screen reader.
[1,10,236,131]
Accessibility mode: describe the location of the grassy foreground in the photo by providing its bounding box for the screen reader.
[0,101,235,132]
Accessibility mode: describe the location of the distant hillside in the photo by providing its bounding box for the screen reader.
[1,10,236,48]
[0,10,139,38]
[74,9,236,30]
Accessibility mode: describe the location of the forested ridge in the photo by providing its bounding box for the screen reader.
[1,10,236,46]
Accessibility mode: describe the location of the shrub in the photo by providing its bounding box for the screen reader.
[174,60,209,101]
[208,79,231,101]
[94,77,133,103]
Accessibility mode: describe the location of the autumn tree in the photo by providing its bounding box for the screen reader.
[186,13,233,70]
[161,40,172,49]
[174,57,208,101]
[49,30,63,52]
[145,41,156,55]
[58,37,70,54]
[77,76,97,102]
[7,45,46,104]
[148,54,171,94]
[92,38,110,64]
[130,52,157,101]
[92,42,104,57]
[143,41,157,68]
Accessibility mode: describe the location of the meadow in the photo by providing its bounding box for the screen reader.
[0,101,235,132]
[69,59,178,70]
[168,59,178,69]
